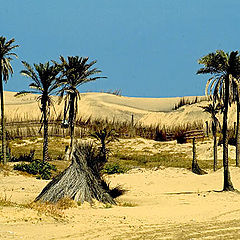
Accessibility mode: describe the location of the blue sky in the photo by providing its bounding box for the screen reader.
[1,0,240,97]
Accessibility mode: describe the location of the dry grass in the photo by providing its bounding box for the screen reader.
[0,192,15,207]
[0,193,77,221]
[28,197,77,220]
[0,163,12,176]
[173,96,210,110]
[5,115,204,143]
[118,201,137,207]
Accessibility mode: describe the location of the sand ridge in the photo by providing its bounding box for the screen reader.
[3,91,217,126]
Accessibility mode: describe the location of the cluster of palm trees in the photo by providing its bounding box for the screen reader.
[197,50,240,191]
[1,36,240,192]
[0,36,106,164]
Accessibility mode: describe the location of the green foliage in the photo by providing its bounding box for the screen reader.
[13,160,56,180]
[0,36,19,82]
[197,50,240,102]
[102,162,129,174]
[111,151,192,169]
[91,126,119,145]
[57,55,106,134]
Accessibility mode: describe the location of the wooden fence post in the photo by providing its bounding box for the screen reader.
[192,137,196,165]
[192,137,207,175]
[205,121,209,137]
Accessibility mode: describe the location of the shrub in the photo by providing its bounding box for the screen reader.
[10,150,35,162]
[13,160,56,179]
[102,162,128,174]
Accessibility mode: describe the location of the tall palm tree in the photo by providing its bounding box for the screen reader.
[201,102,221,171]
[16,61,60,162]
[0,36,19,164]
[57,56,106,150]
[232,79,240,167]
[236,97,240,167]
[197,50,240,191]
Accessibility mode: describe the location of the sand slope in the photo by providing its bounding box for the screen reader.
[4,91,235,128]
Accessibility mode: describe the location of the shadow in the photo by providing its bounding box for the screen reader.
[164,190,213,195]
[101,180,128,198]
[164,189,240,195]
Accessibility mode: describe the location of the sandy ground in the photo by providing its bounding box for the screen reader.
[112,137,236,161]
[1,165,240,239]
[1,92,240,239]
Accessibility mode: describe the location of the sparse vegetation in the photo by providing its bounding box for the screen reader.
[13,160,56,179]
[10,149,35,162]
[101,89,122,96]
[173,96,210,110]
[6,117,204,144]
[119,201,137,207]
[103,162,129,174]
[103,203,113,208]
[0,195,75,220]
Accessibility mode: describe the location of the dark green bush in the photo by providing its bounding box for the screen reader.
[102,162,128,174]
[13,160,56,180]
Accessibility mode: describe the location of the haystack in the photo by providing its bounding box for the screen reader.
[35,146,115,204]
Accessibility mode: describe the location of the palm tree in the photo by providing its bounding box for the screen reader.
[16,61,60,162]
[197,50,240,191]
[201,102,221,171]
[232,79,240,167]
[236,98,240,167]
[91,126,119,171]
[0,36,19,164]
[57,56,106,150]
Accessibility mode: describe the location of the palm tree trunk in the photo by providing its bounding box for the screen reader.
[0,64,6,164]
[42,111,49,162]
[69,93,75,149]
[101,140,107,162]
[222,75,234,191]
[236,101,240,167]
[213,121,217,171]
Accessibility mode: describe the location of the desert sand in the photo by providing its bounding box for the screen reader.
[3,91,211,125]
[1,165,240,239]
[1,91,240,239]
[4,91,238,129]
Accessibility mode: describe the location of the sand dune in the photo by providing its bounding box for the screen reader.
[3,91,229,128]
